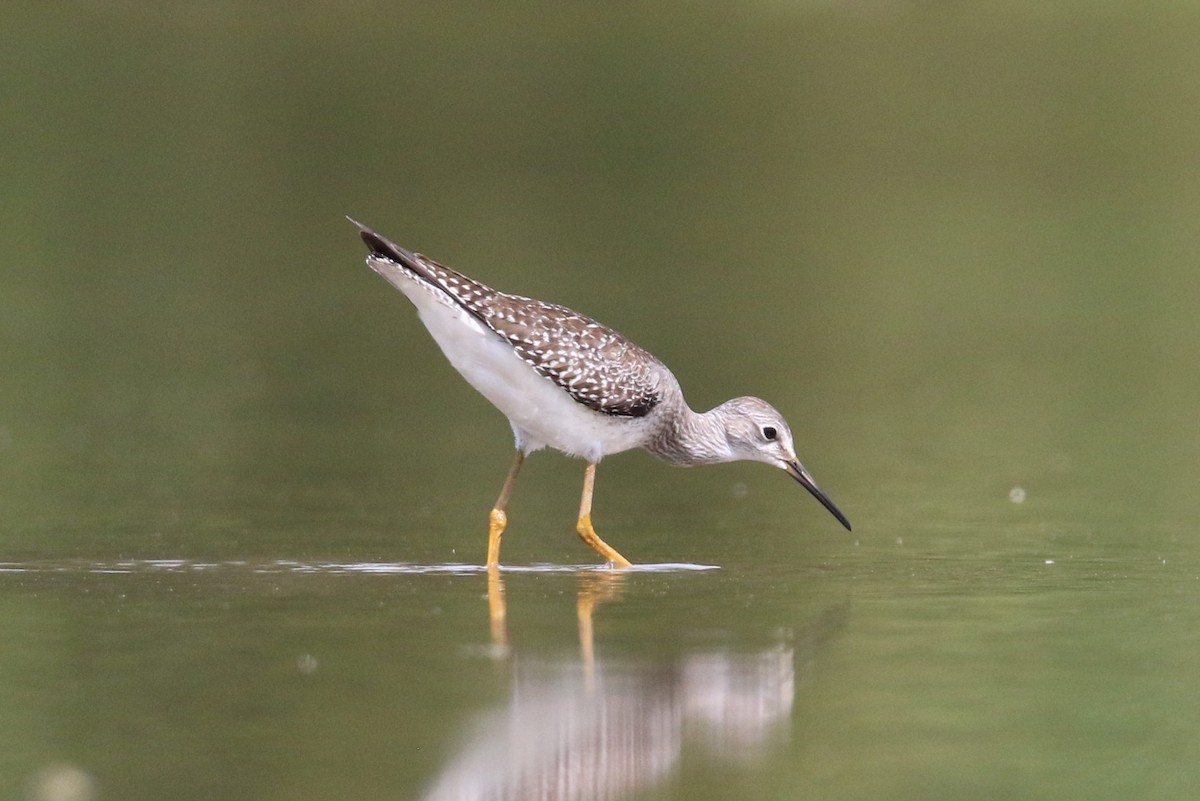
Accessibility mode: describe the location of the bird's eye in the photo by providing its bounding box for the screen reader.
[762,426,778,441]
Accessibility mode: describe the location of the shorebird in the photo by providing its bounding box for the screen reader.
[352,220,850,568]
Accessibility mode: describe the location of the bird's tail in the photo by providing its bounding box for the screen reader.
[346,217,422,267]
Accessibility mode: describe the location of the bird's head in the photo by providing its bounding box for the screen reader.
[718,396,852,531]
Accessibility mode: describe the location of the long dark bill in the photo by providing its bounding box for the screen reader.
[785,461,852,531]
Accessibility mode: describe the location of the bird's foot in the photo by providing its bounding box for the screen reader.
[575,514,633,568]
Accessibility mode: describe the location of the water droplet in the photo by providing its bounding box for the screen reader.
[27,764,95,801]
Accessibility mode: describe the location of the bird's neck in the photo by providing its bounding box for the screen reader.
[645,403,731,466]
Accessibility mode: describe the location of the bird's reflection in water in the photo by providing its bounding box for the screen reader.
[423,570,845,801]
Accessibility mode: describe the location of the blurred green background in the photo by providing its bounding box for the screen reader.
[2,2,1199,800]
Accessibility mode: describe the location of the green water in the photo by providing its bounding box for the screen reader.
[3,3,1200,800]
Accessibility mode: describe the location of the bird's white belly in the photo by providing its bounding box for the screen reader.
[397,275,653,461]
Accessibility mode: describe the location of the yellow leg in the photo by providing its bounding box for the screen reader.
[576,462,633,568]
[487,451,525,569]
